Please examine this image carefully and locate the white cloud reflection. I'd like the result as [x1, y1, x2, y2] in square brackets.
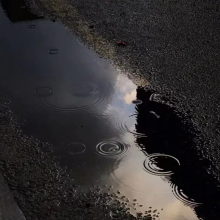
[101, 72, 199, 220]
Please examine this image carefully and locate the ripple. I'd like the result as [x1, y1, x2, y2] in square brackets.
[65, 143, 86, 155]
[71, 82, 99, 97]
[28, 25, 36, 28]
[96, 140, 129, 157]
[117, 114, 147, 137]
[171, 184, 202, 207]
[48, 49, 58, 54]
[40, 83, 110, 112]
[34, 87, 54, 97]
[143, 154, 180, 176]
[131, 100, 143, 105]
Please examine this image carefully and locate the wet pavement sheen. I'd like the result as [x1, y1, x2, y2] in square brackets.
[0, 1, 219, 220]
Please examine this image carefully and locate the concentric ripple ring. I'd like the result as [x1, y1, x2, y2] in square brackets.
[39, 82, 110, 112]
[65, 142, 86, 155]
[171, 184, 202, 207]
[34, 87, 54, 97]
[143, 153, 180, 176]
[116, 114, 147, 137]
[70, 82, 99, 97]
[96, 140, 130, 157]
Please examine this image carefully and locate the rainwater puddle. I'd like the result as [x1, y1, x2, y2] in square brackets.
[0, 1, 218, 220]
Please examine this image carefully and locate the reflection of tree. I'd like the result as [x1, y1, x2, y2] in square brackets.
[1, 0, 41, 22]
[135, 86, 220, 220]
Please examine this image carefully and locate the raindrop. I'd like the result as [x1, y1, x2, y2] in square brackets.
[131, 99, 143, 105]
[117, 114, 147, 137]
[34, 87, 53, 97]
[65, 143, 86, 155]
[143, 153, 180, 176]
[96, 140, 130, 157]
[171, 184, 202, 207]
[40, 83, 110, 112]
[28, 25, 36, 28]
[71, 82, 99, 97]
[48, 49, 58, 54]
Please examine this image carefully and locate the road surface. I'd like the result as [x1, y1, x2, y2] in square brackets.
[0, 0, 220, 220]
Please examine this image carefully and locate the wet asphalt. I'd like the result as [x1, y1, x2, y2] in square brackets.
[0, 0, 220, 220]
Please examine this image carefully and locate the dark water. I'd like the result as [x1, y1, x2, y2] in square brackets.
[0, 1, 219, 220]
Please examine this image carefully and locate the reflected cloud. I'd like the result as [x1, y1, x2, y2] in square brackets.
[124, 89, 136, 104]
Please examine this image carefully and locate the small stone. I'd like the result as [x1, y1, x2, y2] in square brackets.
[117, 40, 127, 46]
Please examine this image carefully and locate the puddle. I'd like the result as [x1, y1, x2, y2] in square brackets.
[0, 1, 219, 220]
